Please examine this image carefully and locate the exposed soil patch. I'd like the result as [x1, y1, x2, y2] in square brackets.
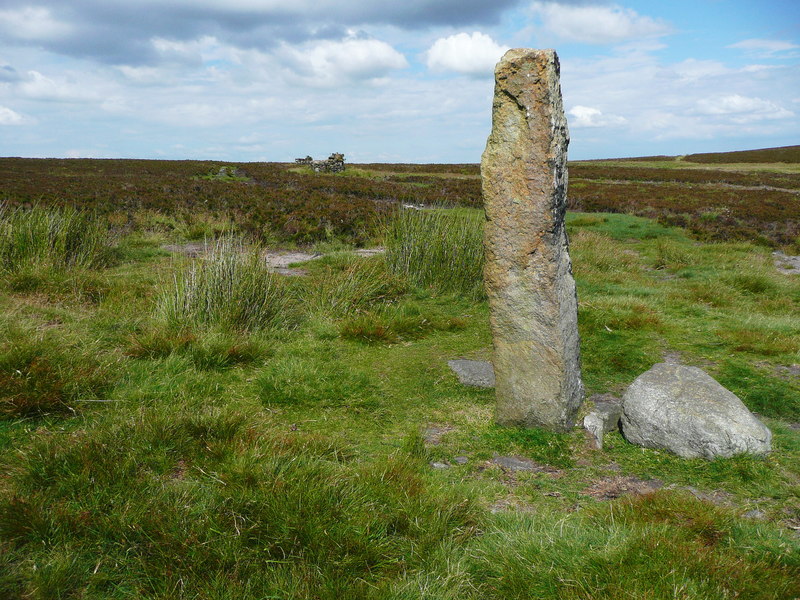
[423, 424, 455, 445]
[263, 251, 319, 276]
[672, 485, 733, 506]
[488, 498, 537, 514]
[162, 241, 210, 257]
[583, 476, 664, 500]
[160, 244, 385, 277]
[775, 364, 800, 380]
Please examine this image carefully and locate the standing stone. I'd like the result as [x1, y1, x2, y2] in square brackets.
[481, 48, 583, 431]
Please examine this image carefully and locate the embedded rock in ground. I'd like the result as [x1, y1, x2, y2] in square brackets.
[481, 48, 583, 431]
[583, 394, 622, 449]
[620, 363, 772, 459]
[448, 359, 495, 388]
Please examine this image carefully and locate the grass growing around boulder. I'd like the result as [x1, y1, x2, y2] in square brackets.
[0, 194, 798, 598]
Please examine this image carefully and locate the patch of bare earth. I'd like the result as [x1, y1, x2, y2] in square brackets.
[422, 424, 455, 446]
[582, 476, 664, 500]
[161, 244, 385, 276]
[774, 251, 800, 275]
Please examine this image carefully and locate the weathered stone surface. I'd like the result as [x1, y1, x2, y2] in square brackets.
[481, 48, 583, 431]
[620, 363, 772, 459]
[491, 455, 561, 473]
[583, 395, 622, 449]
[448, 359, 495, 388]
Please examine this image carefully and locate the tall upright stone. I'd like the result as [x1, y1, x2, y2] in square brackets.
[481, 48, 583, 431]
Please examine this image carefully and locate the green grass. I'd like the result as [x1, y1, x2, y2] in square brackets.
[384, 207, 485, 299]
[1, 201, 799, 599]
[0, 203, 116, 273]
[157, 235, 293, 332]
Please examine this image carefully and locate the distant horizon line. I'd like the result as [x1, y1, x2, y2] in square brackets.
[1, 144, 798, 164]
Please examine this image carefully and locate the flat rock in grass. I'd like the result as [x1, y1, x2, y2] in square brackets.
[583, 394, 622, 450]
[620, 363, 772, 459]
[491, 455, 562, 474]
[448, 359, 495, 388]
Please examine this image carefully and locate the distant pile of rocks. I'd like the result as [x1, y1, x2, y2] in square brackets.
[295, 153, 345, 173]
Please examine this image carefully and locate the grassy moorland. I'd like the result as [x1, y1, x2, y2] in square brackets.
[0, 149, 799, 598]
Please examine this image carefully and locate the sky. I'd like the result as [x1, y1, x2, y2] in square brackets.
[0, 0, 798, 162]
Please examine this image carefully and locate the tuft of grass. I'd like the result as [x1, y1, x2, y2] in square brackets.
[570, 229, 639, 275]
[715, 360, 800, 420]
[303, 257, 406, 318]
[127, 328, 269, 371]
[339, 302, 467, 344]
[724, 271, 779, 296]
[653, 237, 691, 270]
[0, 328, 117, 418]
[157, 236, 292, 332]
[0, 203, 116, 274]
[256, 352, 380, 408]
[464, 491, 800, 600]
[384, 208, 485, 299]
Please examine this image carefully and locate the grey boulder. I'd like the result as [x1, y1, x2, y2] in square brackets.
[584, 395, 623, 449]
[621, 363, 771, 459]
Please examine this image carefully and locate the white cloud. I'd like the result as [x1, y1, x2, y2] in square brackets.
[0, 7, 71, 42]
[425, 32, 509, 76]
[671, 59, 729, 82]
[728, 39, 799, 58]
[277, 36, 408, 87]
[568, 105, 626, 128]
[529, 2, 671, 45]
[0, 105, 28, 125]
[559, 45, 799, 154]
[695, 94, 793, 123]
[17, 70, 100, 102]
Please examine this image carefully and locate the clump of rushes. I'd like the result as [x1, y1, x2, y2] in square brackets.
[384, 207, 485, 299]
[158, 235, 292, 332]
[0, 203, 116, 273]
